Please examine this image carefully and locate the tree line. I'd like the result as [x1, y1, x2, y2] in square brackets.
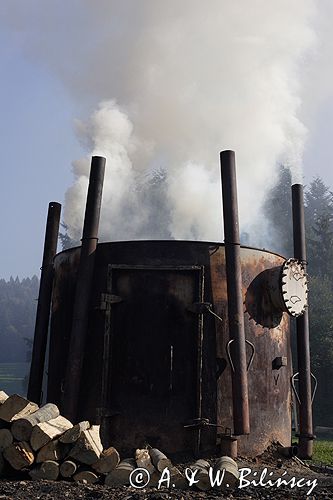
[0, 276, 39, 362]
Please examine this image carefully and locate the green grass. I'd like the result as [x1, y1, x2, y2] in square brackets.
[312, 438, 333, 466]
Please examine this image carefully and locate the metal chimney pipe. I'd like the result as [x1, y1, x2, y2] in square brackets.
[63, 156, 106, 421]
[220, 150, 250, 435]
[292, 183, 314, 459]
[27, 201, 61, 404]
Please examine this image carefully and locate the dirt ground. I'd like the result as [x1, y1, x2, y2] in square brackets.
[0, 448, 332, 499]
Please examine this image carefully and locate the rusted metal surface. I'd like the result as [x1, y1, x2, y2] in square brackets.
[28, 201, 61, 404]
[63, 156, 106, 422]
[211, 246, 292, 456]
[49, 240, 292, 457]
[292, 184, 314, 459]
[47, 248, 80, 406]
[220, 150, 250, 436]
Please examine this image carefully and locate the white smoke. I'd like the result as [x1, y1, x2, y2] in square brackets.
[65, 101, 141, 242]
[2, 0, 323, 244]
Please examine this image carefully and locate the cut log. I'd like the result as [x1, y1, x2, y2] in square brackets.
[149, 470, 161, 487]
[212, 456, 239, 488]
[170, 465, 188, 489]
[0, 429, 13, 451]
[135, 448, 155, 474]
[74, 470, 99, 484]
[36, 439, 67, 463]
[60, 460, 78, 478]
[30, 415, 73, 451]
[0, 395, 38, 423]
[190, 459, 211, 491]
[29, 460, 59, 480]
[0, 391, 9, 405]
[92, 446, 120, 474]
[149, 448, 172, 472]
[105, 458, 136, 486]
[11, 403, 60, 441]
[3, 441, 34, 470]
[0, 393, 10, 430]
[69, 425, 103, 465]
[59, 421, 90, 444]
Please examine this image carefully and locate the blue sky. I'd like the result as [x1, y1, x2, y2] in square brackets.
[0, 28, 81, 279]
[1, 1, 333, 280]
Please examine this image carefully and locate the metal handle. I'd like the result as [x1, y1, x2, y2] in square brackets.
[205, 304, 223, 323]
[291, 371, 318, 406]
[226, 339, 255, 373]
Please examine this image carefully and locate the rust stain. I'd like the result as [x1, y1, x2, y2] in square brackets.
[48, 241, 292, 458]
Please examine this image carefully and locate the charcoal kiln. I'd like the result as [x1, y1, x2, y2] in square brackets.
[28, 151, 313, 459]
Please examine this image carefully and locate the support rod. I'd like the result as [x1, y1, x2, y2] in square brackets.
[27, 201, 61, 404]
[220, 150, 250, 435]
[63, 156, 106, 421]
[292, 183, 314, 459]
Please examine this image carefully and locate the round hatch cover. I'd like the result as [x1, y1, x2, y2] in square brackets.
[281, 258, 308, 317]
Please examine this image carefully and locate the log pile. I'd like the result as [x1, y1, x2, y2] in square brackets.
[0, 391, 238, 490]
[0, 391, 188, 487]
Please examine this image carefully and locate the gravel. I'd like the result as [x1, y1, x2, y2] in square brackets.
[0, 447, 332, 499]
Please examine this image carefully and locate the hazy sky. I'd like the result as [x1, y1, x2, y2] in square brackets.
[1, 1, 333, 280]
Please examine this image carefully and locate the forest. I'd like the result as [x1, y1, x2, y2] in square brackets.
[0, 276, 38, 362]
[0, 169, 332, 425]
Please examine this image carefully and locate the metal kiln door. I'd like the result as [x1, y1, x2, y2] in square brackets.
[100, 264, 204, 455]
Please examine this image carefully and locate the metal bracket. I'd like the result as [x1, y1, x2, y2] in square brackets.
[188, 302, 212, 314]
[188, 302, 223, 323]
[291, 371, 318, 406]
[184, 418, 222, 429]
[218, 426, 237, 439]
[96, 293, 123, 310]
[226, 339, 255, 373]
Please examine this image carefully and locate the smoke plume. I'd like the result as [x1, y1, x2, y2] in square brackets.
[3, 0, 322, 245]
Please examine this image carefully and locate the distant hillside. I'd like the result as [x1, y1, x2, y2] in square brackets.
[0, 276, 39, 362]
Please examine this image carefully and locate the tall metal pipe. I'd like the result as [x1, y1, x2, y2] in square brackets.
[63, 156, 106, 421]
[27, 201, 61, 404]
[220, 150, 250, 435]
[292, 183, 314, 459]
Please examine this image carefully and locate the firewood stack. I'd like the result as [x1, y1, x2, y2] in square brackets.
[0, 391, 187, 487]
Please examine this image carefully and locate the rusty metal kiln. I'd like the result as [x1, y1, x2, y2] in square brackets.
[28, 151, 314, 460]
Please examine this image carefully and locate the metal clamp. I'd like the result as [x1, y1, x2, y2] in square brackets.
[226, 339, 255, 373]
[291, 371, 318, 406]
